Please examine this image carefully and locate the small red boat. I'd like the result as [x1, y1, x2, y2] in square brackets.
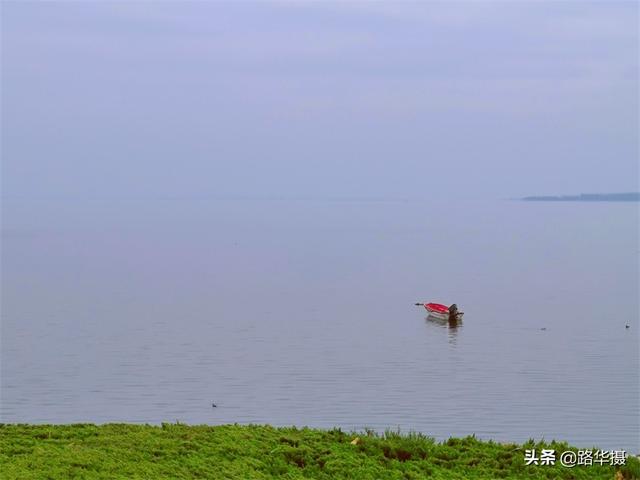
[418, 302, 464, 321]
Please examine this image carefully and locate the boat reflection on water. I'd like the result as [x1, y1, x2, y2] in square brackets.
[426, 313, 463, 329]
[425, 313, 462, 345]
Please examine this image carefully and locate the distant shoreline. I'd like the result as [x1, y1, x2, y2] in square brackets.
[522, 193, 639, 202]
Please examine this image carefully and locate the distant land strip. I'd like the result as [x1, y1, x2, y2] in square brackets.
[522, 192, 639, 202]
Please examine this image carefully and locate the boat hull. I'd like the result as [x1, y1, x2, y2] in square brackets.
[427, 311, 464, 321]
[422, 303, 464, 321]
[427, 311, 450, 321]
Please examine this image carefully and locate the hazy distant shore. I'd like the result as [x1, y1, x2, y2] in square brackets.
[522, 193, 639, 202]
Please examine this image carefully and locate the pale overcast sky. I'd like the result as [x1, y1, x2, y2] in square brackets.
[2, 1, 638, 199]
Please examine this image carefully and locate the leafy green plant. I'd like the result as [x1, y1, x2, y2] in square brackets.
[0, 423, 637, 479]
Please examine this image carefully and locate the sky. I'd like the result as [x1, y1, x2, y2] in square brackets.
[1, 1, 638, 200]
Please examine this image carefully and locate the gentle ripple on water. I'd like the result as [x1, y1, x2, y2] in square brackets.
[1, 199, 638, 452]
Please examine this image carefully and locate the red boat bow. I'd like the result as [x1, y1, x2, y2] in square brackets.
[423, 303, 449, 314]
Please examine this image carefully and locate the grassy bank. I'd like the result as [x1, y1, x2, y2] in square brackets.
[1, 423, 638, 479]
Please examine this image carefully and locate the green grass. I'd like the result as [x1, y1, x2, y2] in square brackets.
[0, 423, 637, 479]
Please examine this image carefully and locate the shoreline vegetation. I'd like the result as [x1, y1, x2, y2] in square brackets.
[521, 192, 640, 202]
[1, 424, 638, 479]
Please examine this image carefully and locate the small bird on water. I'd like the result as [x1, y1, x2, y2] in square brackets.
[212, 402, 217, 408]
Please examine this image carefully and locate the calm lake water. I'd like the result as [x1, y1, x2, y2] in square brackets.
[1, 198, 638, 452]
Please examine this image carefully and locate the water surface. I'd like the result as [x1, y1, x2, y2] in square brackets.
[2, 198, 638, 451]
